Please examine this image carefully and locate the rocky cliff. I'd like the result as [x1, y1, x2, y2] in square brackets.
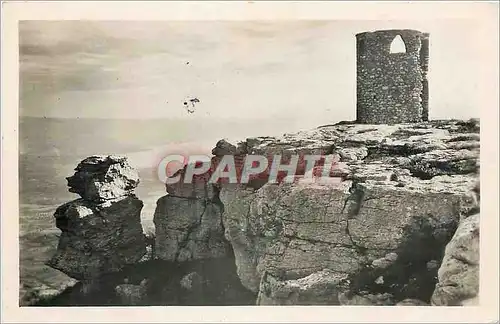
[213, 119, 480, 305]
[44, 119, 480, 306]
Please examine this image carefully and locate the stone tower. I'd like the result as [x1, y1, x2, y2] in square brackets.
[356, 29, 430, 124]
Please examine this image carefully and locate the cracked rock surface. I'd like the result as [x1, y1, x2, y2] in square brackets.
[216, 119, 480, 304]
[153, 195, 229, 262]
[131, 119, 479, 305]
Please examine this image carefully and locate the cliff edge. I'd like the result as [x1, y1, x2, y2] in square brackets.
[44, 119, 480, 306]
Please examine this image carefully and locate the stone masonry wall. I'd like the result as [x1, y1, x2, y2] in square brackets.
[356, 29, 430, 124]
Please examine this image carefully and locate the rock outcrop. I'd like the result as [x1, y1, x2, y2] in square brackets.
[42, 119, 480, 306]
[431, 213, 479, 306]
[217, 119, 480, 304]
[48, 155, 147, 281]
[20, 278, 78, 306]
[153, 157, 229, 262]
[153, 195, 228, 262]
[66, 155, 140, 202]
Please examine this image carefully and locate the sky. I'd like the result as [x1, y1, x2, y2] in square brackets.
[19, 20, 482, 123]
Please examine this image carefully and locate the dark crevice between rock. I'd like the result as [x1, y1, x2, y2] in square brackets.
[341, 183, 369, 256]
[364, 144, 422, 161]
[282, 235, 358, 251]
[356, 128, 379, 134]
[344, 214, 459, 303]
[407, 170, 434, 181]
[162, 194, 204, 201]
[446, 134, 480, 143]
[211, 186, 235, 257]
[344, 220, 368, 256]
[325, 144, 336, 155]
[144, 233, 156, 261]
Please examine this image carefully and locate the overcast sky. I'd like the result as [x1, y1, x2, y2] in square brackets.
[20, 20, 482, 123]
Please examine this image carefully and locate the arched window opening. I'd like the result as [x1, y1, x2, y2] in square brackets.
[390, 35, 407, 53]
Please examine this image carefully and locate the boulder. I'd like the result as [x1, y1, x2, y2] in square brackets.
[115, 278, 148, 305]
[257, 269, 349, 305]
[66, 155, 140, 202]
[180, 272, 203, 291]
[48, 156, 146, 280]
[371, 252, 399, 269]
[431, 213, 479, 306]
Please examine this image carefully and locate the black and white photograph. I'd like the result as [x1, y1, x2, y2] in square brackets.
[1, 1, 499, 323]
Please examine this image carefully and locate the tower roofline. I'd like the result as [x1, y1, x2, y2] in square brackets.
[356, 29, 429, 38]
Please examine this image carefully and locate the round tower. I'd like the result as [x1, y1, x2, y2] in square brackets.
[356, 29, 430, 124]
